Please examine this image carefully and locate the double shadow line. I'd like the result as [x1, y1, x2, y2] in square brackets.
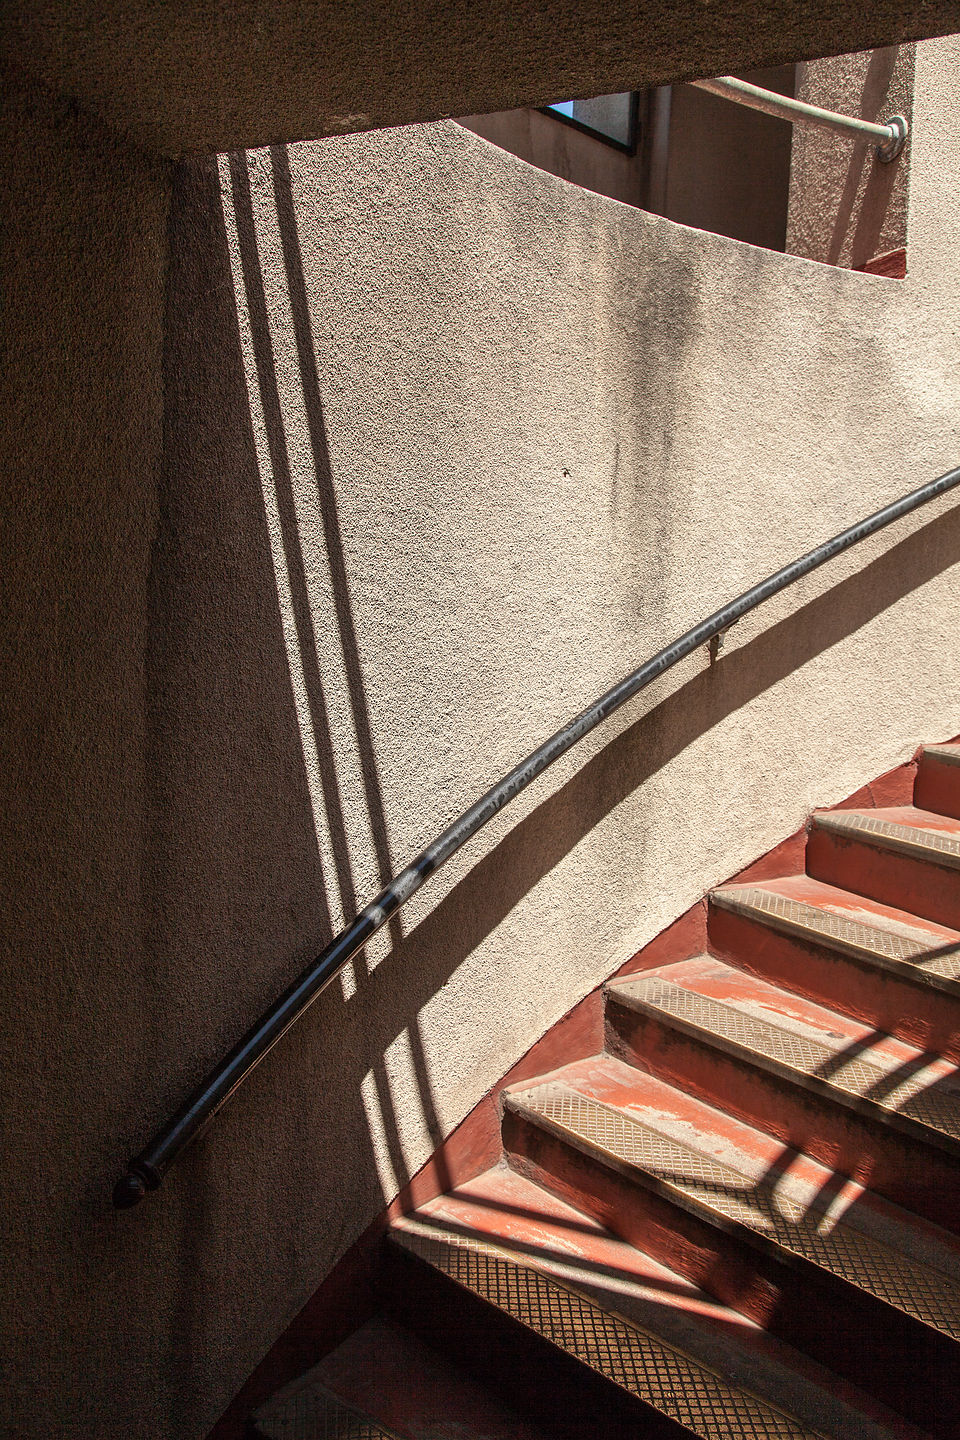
[269, 144, 401, 947]
[229, 146, 449, 1190]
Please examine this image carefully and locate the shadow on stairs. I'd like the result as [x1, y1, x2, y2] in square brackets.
[248, 740, 960, 1440]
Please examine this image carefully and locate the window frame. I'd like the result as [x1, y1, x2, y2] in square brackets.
[539, 93, 641, 155]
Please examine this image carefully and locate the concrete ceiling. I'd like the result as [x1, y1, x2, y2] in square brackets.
[3, 0, 959, 156]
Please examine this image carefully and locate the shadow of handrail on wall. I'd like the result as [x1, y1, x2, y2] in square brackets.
[349, 497, 960, 1067]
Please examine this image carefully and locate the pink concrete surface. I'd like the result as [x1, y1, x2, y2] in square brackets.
[412, 1161, 738, 1312]
[916, 744, 960, 820]
[510, 1049, 960, 1243]
[598, 1000, 960, 1230]
[400, 1166, 927, 1437]
[622, 952, 960, 1081]
[708, 881, 960, 1061]
[495, 1096, 959, 1429]
[847, 805, 960, 837]
[855, 248, 908, 279]
[724, 872, 960, 941]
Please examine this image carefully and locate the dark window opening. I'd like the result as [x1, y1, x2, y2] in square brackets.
[542, 93, 639, 153]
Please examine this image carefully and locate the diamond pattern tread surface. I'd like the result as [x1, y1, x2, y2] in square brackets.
[392, 1222, 824, 1439]
[254, 1383, 401, 1440]
[814, 810, 960, 870]
[610, 975, 960, 1144]
[508, 1083, 960, 1342]
[711, 884, 960, 983]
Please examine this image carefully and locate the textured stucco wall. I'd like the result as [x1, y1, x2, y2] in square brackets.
[458, 106, 648, 210]
[2, 32, 960, 1440]
[787, 44, 916, 267]
[0, 60, 171, 1440]
[2, 0, 958, 155]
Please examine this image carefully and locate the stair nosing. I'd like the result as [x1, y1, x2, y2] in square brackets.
[709, 884, 960, 997]
[503, 1083, 820, 1275]
[504, 1084, 766, 1249]
[605, 974, 960, 1161]
[503, 1083, 960, 1345]
[924, 743, 960, 767]
[811, 808, 960, 872]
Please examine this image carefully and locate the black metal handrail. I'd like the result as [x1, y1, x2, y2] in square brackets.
[114, 464, 960, 1208]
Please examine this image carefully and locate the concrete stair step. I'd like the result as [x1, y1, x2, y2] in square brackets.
[388, 1167, 923, 1440]
[807, 806, 960, 929]
[252, 1315, 549, 1440]
[608, 960, 960, 1147]
[916, 744, 960, 820]
[249, 738, 960, 1440]
[812, 806, 960, 871]
[604, 957, 960, 1228]
[253, 1379, 400, 1439]
[504, 1069, 960, 1338]
[707, 875, 960, 1060]
[501, 1058, 960, 1434]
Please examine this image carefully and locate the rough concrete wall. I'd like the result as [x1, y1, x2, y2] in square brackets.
[2, 32, 960, 1440]
[660, 65, 795, 249]
[2, 0, 958, 155]
[0, 62, 171, 1440]
[786, 44, 916, 267]
[459, 107, 647, 210]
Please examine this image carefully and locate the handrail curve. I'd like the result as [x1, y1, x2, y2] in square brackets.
[114, 464, 960, 1208]
[690, 75, 908, 161]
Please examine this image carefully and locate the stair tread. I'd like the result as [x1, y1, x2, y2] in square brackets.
[254, 1315, 549, 1440]
[608, 957, 960, 1149]
[394, 1168, 916, 1439]
[504, 1055, 960, 1277]
[924, 743, 960, 766]
[711, 875, 960, 985]
[813, 806, 960, 870]
[254, 1375, 401, 1440]
[504, 1068, 960, 1343]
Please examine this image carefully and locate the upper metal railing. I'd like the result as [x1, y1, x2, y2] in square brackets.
[114, 464, 960, 1208]
[690, 75, 908, 161]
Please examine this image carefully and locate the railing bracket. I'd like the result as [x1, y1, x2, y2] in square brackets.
[709, 618, 739, 663]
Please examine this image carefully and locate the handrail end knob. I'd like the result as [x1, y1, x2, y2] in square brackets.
[113, 1172, 147, 1209]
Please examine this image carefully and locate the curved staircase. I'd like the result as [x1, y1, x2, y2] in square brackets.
[251, 740, 960, 1440]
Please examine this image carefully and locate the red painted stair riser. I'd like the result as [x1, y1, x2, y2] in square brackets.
[605, 999, 960, 1234]
[806, 823, 960, 930]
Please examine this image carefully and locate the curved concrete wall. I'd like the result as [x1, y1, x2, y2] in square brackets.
[2, 33, 959, 1440]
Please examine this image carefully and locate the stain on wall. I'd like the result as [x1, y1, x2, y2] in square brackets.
[1, 33, 959, 1440]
